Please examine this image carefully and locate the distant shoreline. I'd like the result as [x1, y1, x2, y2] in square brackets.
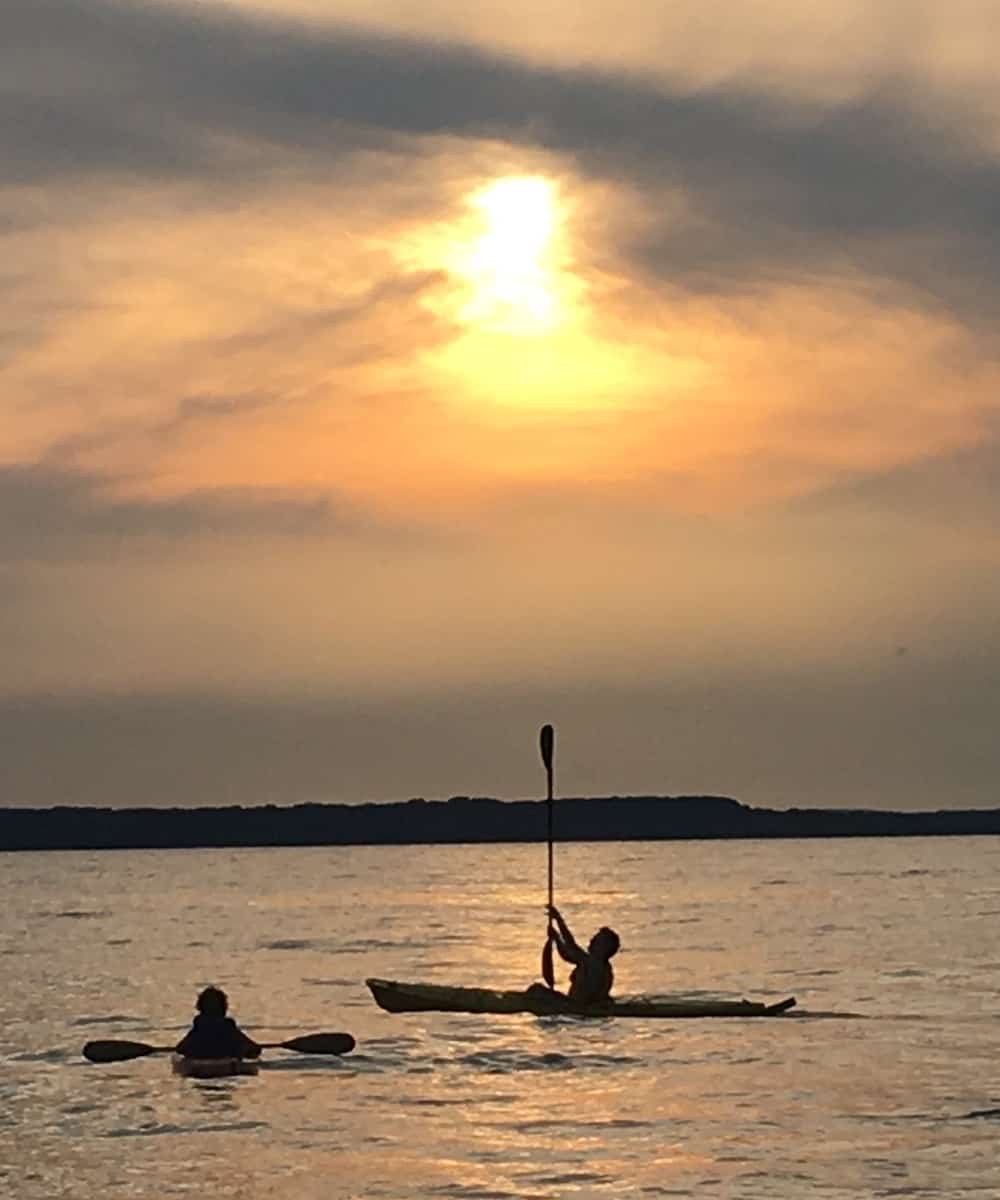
[2, 794, 999, 851]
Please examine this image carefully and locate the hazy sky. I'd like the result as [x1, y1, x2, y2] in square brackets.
[3, 0, 998, 810]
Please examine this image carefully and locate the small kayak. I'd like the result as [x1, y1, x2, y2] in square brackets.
[171, 1054, 260, 1079]
[366, 978, 796, 1018]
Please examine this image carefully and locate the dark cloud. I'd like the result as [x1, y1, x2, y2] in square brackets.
[3, 669, 999, 810]
[3, 0, 999, 323]
[157, 392, 274, 433]
[0, 461, 415, 562]
[785, 438, 1000, 529]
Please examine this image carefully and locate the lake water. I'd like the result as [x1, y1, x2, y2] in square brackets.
[1, 837, 998, 1198]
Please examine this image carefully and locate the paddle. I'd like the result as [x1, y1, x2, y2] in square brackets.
[540, 723, 555, 988]
[82, 1031, 356, 1063]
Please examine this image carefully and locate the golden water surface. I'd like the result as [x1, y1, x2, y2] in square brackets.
[2, 838, 998, 1198]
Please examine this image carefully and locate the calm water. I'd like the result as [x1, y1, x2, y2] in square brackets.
[1, 837, 999, 1198]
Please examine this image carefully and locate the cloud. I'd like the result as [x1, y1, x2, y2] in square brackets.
[3, 0, 999, 328]
[155, 392, 275, 434]
[786, 436, 1000, 533]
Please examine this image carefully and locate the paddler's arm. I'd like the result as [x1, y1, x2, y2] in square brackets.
[237, 1029, 262, 1058]
[174, 1029, 196, 1055]
[548, 905, 585, 964]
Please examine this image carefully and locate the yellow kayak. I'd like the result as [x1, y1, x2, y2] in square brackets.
[366, 978, 796, 1018]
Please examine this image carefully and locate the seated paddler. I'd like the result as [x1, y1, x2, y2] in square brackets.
[545, 905, 621, 1006]
[175, 986, 261, 1060]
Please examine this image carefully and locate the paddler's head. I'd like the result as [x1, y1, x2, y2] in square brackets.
[196, 986, 229, 1017]
[589, 927, 621, 961]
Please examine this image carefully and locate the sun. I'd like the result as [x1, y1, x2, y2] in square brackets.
[395, 167, 707, 420]
[456, 176, 562, 335]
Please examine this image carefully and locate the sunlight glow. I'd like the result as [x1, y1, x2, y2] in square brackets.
[389, 170, 710, 419]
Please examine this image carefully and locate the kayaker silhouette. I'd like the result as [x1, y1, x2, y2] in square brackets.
[175, 986, 261, 1060]
[539, 905, 621, 1006]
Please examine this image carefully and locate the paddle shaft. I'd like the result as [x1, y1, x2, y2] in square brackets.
[540, 724, 555, 913]
[540, 724, 555, 987]
[546, 763, 553, 912]
[83, 1031, 355, 1063]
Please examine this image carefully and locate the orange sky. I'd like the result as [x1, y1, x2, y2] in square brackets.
[3, 0, 999, 808]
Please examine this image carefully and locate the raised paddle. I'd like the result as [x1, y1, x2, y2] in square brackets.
[82, 1031, 356, 1063]
[540, 723, 556, 988]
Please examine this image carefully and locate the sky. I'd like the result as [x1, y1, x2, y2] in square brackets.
[2, 0, 999, 810]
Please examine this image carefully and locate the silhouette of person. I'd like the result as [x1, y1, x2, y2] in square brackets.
[175, 986, 261, 1059]
[533, 906, 621, 1006]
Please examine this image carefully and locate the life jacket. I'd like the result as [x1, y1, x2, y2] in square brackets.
[568, 957, 614, 1005]
[176, 1014, 250, 1059]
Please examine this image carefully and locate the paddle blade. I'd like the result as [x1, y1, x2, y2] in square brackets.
[539, 724, 554, 772]
[541, 937, 555, 989]
[83, 1039, 161, 1063]
[277, 1032, 356, 1056]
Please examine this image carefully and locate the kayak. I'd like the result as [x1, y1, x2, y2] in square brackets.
[366, 978, 796, 1018]
[171, 1054, 260, 1079]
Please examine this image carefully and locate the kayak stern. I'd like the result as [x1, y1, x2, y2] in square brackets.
[171, 1054, 260, 1079]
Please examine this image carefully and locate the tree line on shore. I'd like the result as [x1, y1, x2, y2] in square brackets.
[2, 794, 999, 851]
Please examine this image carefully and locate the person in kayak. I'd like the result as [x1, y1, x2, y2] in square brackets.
[175, 986, 261, 1060]
[546, 905, 621, 1005]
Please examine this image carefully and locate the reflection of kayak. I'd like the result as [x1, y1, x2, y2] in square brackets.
[366, 978, 796, 1018]
[171, 1054, 260, 1079]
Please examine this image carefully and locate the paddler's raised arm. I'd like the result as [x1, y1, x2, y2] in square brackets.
[548, 905, 585, 964]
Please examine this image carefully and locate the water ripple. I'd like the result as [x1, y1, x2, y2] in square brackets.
[104, 1120, 269, 1138]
